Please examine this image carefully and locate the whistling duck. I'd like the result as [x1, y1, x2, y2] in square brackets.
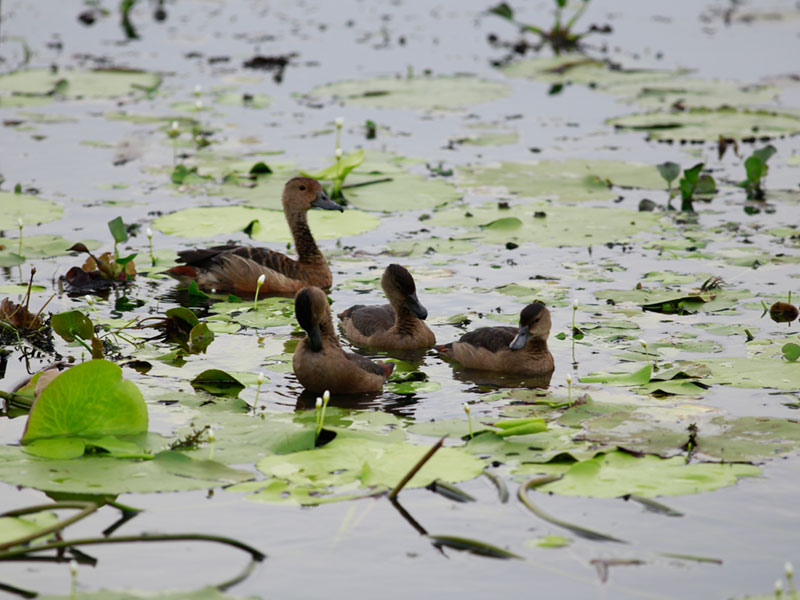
[293, 286, 394, 394]
[167, 177, 342, 295]
[436, 302, 554, 377]
[338, 264, 436, 352]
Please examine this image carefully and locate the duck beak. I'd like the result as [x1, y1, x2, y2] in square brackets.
[311, 189, 344, 212]
[509, 326, 531, 351]
[406, 293, 428, 320]
[307, 324, 323, 351]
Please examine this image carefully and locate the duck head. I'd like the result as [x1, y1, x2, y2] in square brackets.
[295, 286, 331, 351]
[283, 177, 343, 214]
[509, 302, 551, 350]
[383, 264, 427, 320]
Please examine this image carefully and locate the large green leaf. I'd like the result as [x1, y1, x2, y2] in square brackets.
[22, 360, 148, 443]
[0, 68, 161, 99]
[0, 192, 63, 230]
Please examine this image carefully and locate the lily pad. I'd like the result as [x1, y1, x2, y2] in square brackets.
[0, 68, 161, 100]
[430, 202, 663, 247]
[607, 107, 800, 142]
[0, 192, 63, 230]
[7, 234, 100, 258]
[455, 160, 665, 202]
[524, 451, 760, 498]
[309, 74, 511, 110]
[153, 205, 379, 241]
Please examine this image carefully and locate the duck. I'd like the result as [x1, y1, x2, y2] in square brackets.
[166, 177, 342, 295]
[338, 264, 436, 352]
[436, 302, 554, 377]
[293, 286, 394, 394]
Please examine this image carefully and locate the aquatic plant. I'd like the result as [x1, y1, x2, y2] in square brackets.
[737, 144, 777, 200]
[253, 273, 266, 310]
[488, 0, 608, 54]
[677, 163, 716, 211]
[302, 118, 364, 200]
[166, 120, 179, 166]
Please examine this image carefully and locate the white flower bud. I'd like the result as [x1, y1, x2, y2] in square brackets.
[566, 374, 572, 384]
[335, 117, 344, 127]
[17, 218, 23, 228]
[257, 274, 266, 286]
[170, 120, 179, 132]
[316, 397, 322, 409]
[195, 99, 203, 110]
[323, 390, 330, 403]
[257, 371, 265, 385]
[208, 428, 215, 443]
[194, 84, 202, 96]
[786, 561, 794, 578]
[69, 559, 78, 576]
[573, 298, 579, 309]
[146, 227, 153, 239]
[775, 579, 783, 594]
[639, 339, 647, 348]
[463, 402, 470, 414]
[335, 148, 343, 159]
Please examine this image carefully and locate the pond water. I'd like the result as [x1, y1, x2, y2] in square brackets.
[1, 0, 800, 598]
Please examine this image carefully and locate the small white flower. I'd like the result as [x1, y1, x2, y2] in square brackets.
[17, 218, 23, 228]
[210, 288, 216, 294]
[573, 298, 579, 310]
[463, 402, 470, 414]
[639, 339, 647, 348]
[775, 579, 784, 594]
[208, 428, 215, 443]
[146, 227, 153, 239]
[170, 120, 179, 132]
[86, 296, 94, 306]
[194, 84, 202, 96]
[323, 390, 330, 403]
[195, 99, 203, 110]
[335, 117, 344, 127]
[786, 561, 794, 577]
[315, 397, 322, 409]
[335, 148, 343, 159]
[566, 374, 572, 384]
[257, 371, 265, 385]
[69, 559, 78, 576]
[257, 274, 266, 286]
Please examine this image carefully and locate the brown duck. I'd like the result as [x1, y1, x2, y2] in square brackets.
[166, 177, 342, 295]
[293, 286, 394, 394]
[338, 264, 435, 352]
[436, 302, 554, 377]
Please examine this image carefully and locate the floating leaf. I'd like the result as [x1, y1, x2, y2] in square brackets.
[50, 310, 94, 343]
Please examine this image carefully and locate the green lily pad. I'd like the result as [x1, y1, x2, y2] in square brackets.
[7, 234, 100, 258]
[455, 160, 665, 202]
[607, 107, 800, 142]
[0, 68, 161, 99]
[0, 192, 63, 230]
[309, 74, 511, 110]
[524, 451, 760, 498]
[248, 433, 484, 505]
[430, 202, 662, 247]
[153, 205, 379, 241]
[22, 360, 148, 444]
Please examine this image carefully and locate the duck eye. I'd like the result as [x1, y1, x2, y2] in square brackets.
[299, 185, 306, 191]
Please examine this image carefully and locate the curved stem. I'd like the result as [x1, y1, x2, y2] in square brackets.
[517, 475, 625, 543]
[0, 501, 100, 551]
[0, 533, 266, 563]
[483, 468, 509, 503]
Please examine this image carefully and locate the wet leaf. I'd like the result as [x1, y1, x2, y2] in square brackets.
[51, 310, 94, 342]
[190, 369, 245, 397]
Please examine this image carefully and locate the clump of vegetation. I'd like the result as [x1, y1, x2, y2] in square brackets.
[302, 117, 364, 200]
[737, 144, 776, 200]
[488, 0, 610, 54]
[63, 217, 137, 293]
[656, 162, 716, 211]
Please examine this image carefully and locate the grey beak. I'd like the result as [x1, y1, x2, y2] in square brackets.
[509, 326, 530, 351]
[311, 189, 344, 212]
[406, 293, 428, 320]
[307, 324, 323, 351]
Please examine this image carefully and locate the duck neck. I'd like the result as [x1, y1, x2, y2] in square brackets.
[524, 337, 550, 356]
[391, 299, 419, 335]
[318, 313, 340, 346]
[287, 209, 324, 265]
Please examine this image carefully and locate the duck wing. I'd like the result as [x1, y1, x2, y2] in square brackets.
[344, 351, 393, 378]
[458, 326, 517, 352]
[339, 304, 395, 337]
[177, 245, 303, 280]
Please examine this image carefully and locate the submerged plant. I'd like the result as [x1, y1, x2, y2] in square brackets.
[488, 0, 608, 54]
[737, 144, 777, 200]
[678, 163, 716, 211]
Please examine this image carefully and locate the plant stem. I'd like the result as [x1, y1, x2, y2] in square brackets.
[389, 435, 446, 500]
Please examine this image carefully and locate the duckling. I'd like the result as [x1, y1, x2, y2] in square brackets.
[436, 302, 554, 377]
[166, 177, 342, 295]
[338, 264, 435, 352]
[293, 286, 394, 394]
